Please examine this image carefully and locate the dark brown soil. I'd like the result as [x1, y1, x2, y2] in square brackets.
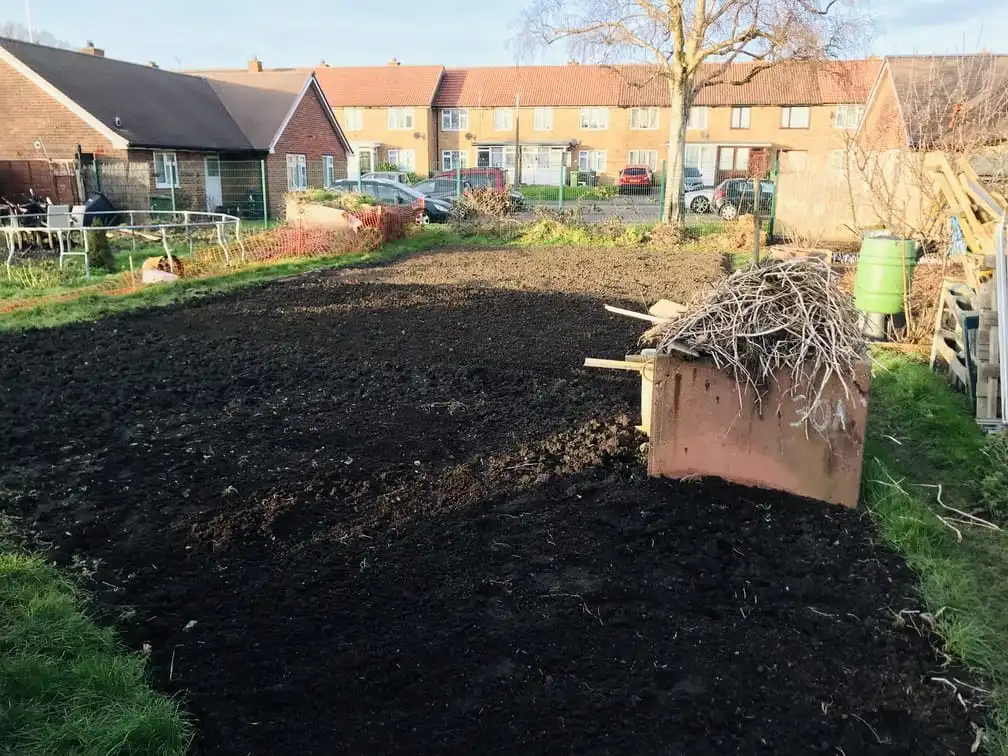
[0, 246, 977, 754]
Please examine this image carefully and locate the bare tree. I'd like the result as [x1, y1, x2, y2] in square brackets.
[1, 21, 72, 49]
[520, 0, 863, 225]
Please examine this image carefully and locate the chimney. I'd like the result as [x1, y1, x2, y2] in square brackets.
[248, 57, 263, 72]
[568, 59, 579, 65]
[80, 41, 104, 57]
[148, 61, 159, 69]
[388, 57, 400, 66]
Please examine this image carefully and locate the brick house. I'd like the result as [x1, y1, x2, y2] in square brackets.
[0, 38, 350, 219]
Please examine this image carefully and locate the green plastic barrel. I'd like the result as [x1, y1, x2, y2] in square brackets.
[854, 235, 918, 314]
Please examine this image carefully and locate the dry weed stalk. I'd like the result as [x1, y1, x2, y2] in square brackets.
[652, 258, 867, 428]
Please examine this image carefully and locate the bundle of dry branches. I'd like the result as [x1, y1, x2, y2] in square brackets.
[651, 259, 867, 426]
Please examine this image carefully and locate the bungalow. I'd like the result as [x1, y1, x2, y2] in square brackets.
[0, 39, 350, 220]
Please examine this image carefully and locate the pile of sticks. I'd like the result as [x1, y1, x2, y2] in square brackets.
[653, 258, 867, 425]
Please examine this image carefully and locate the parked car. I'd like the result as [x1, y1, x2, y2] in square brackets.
[362, 171, 411, 185]
[617, 165, 654, 194]
[711, 179, 775, 220]
[423, 168, 525, 210]
[685, 188, 714, 214]
[328, 178, 452, 224]
[683, 166, 704, 192]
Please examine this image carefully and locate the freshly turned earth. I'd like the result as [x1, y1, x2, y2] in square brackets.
[0, 245, 977, 754]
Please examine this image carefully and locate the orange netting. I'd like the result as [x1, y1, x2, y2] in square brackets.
[1, 206, 414, 316]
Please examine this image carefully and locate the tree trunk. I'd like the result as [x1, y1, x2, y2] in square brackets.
[663, 79, 689, 226]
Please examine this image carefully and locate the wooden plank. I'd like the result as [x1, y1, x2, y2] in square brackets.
[584, 357, 646, 372]
[604, 304, 668, 324]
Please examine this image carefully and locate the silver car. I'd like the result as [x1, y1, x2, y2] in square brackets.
[361, 171, 411, 185]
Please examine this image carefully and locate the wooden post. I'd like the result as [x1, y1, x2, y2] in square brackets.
[752, 176, 762, 267]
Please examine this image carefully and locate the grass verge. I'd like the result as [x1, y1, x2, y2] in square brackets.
[864, 349, 1008, 753]
[0, 544, 191, 755]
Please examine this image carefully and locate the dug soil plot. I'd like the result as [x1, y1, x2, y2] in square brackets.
[0, 246, 979, 754]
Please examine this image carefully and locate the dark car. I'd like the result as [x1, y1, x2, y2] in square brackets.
[711, 179, 775, 220]
[329, 178, 452, 224]
[416, 173, 525, 210]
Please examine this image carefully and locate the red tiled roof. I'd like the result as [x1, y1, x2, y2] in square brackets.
[435, 59, 882, 108]
[313, 65, 444, 107]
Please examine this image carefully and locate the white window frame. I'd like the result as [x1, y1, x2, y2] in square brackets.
[686, 106, 708, 130]
[577, 150, 606, 172]
[441, 108, 469, 132]
[343, 107, 363, 132]
[731, 106, 751, 129]
[323, 155, 335, 188]
[834, 104, 864, 130]
[780, 106, 811, 129]
[153, 151, 179, 189]
[579, 107, 609, 130]
[493, 108, 513, 131]
[387, 107, 414, 130]
[630, 107, 659, 130]
[441, 150, 468, 171]
[533, 107, 553, 131]
[387, 149, 415, 172]
[628, 150, 658, 170]
[286, 154, 307, 191]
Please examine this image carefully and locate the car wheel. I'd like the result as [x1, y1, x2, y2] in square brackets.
[415, 212, 431, 225]
[720, 203, 739, 220]
[690, 196, 710, 214]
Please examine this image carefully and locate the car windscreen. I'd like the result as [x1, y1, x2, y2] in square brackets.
[623, 168, 648, 176]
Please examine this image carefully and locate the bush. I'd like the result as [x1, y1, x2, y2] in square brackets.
[292, 189, 377, 211]
[581, 185, 618, 201]
[982, 432, 1008, 519]
[374, 162, 400, 173]
[451, 187, 514, 221]
[86, 220, 116, 271]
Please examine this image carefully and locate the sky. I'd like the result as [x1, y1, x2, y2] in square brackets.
[5, 0, 1008, 69]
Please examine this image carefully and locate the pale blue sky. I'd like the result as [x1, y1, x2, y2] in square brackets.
[6, 0, 1008, 68]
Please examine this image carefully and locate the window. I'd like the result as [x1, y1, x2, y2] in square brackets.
[323, 155, 336, 188]
[630, 107, 659, 130]
[718, 147, 750, 171]
[493, 108, 514, 130]
[533, 107, 553, 131]
[780, 106, 810, 129]
[286, 154, 307, 190]
[628, 150, 658, 170]
[686, 107, 708, 130]
[731, 107, 751, 129]
[578, 150, 606, 172]
[343, 107, 363, 131]
[477, 145, 516, 170]
[831, 149, 847, 172]
[386, 149, 415, 171]
[441, 150, 468, 170]
[153, 151, 179, 189]
[579, 107, 608, 130]
[781, 150, 807, 172]
[387, 107, 414, 130]
[834, 104, 864, 130]
[441, 108, 468, 131]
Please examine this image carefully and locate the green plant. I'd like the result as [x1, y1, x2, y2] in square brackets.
[292, 189, 377, 211]
[86, 220, 116, 272]
[374, 162, 400, 173]
[582, 185, 618, 201]
[450, 187, 514, 221]
[7, 259, 87, 290]
[982, 432, 1008, 519]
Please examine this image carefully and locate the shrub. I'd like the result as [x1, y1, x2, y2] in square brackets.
[982, 432, 1008, 520]
[292, 189, 377, 211]
[86, 220, 116, 271]
[374, 162, 400, 173]
[581, 185, 618, 201]
[451, 187, 514, 221]
[7, 259, 85, 290]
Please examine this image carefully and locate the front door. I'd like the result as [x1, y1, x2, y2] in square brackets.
[204, 156, 222, 211]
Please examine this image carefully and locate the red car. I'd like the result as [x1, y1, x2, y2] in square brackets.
[617, 165, 654, 194]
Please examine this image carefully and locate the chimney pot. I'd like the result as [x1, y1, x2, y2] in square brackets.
[248, 57, 263, 72]
[79, 42, 105, 57]
[388, 57, 400, 66]
[148, 61, 159, 68]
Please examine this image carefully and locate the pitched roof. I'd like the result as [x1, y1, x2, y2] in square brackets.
[883, 55, 1008, 149]
[313, 65, 444, 107]
[0, 37, 253, 151]
[434, 59, 882, 109]
[201, 70, 321, 150]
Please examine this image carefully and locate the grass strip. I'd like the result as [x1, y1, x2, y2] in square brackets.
[864, 349, 1008, 753]
[0, 551, 191, 755]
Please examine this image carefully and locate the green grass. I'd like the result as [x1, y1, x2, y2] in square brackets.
[520, 184, 625, 201]
[864, 349, 1008, 753]
[0, 550, 192, 755]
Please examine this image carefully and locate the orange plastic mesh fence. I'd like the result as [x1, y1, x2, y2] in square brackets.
[1, 207, 414, 316]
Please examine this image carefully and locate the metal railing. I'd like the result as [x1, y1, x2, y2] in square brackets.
[3, 209, 243, 279]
